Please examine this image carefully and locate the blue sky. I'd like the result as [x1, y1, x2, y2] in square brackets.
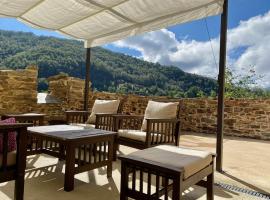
[106, 0, 270, 57]
[1, 0, 270, 86]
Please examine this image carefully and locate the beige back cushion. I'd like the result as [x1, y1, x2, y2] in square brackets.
[141, 101, 179, 131]
[86, 99, 120, 124]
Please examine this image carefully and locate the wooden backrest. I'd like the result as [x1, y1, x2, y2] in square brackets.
[146, 99, 181, 145]
[1, 115, 45, 126]
[65, 111, 90, 124]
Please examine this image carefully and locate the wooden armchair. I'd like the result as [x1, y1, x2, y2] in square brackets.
[65, 99, 125, 131]
[0, 123, 31, 200]
[1, 115, 45, 156]
[114, 100, 181, 152]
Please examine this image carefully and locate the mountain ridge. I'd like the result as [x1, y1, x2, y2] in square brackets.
[0, 29, 217, 97]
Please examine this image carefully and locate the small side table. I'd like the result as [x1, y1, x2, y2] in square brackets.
[119, 145, 215, 200]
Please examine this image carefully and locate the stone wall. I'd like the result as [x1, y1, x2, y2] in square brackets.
[0, 66, 38, 114]
[0, 70, 269, 140]
[178, 99, 270, 139]
[86, 94, 270, 139]
[48, 74, 86, 110]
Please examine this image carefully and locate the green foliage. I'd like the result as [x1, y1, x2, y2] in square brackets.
[224, 67, 270, 98]
[0, 30, 218, 97]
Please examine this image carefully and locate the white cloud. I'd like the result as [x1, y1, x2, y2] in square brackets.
[113, 11, 270, 87]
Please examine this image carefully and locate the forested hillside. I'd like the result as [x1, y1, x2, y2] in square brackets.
[0, 30, 217, 97]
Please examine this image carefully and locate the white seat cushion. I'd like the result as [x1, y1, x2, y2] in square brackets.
[118, 129, 147, 142]
[141, 101, 179, 131]
[127, 145, 213, 179]
[118, 129, 165, 143]
[0, 150, 17, 167]
[86, 99, 120, 124]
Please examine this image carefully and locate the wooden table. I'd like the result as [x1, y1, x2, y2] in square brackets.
[2, 113, 46, 126]
[27, 125, 117, 191]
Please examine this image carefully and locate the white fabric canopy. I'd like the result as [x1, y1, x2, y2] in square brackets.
[0, 0, 224, 47]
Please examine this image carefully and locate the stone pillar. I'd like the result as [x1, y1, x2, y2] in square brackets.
[0, 65, 38, 114]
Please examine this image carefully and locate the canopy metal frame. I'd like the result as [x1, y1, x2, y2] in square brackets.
[216, 0, 228, 172]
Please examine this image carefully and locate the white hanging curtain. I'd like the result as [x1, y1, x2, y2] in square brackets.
[0, 0, 224, 47]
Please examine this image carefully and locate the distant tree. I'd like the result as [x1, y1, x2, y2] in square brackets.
[185, 86, 205, 98]
[224, 66, 269, 98]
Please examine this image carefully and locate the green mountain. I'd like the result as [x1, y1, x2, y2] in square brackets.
[0, 30, 217, 97]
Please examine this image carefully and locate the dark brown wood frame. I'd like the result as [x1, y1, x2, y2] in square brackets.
[0, 123, 31, 200]
[114, 100, 181, 156]
[119, 154, 215, 200]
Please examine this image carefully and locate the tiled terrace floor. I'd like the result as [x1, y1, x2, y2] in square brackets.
[0, 133, 269, 199]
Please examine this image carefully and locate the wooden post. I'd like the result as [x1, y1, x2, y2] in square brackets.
[84, 48, 91, 111]
[216, 0, 228, 172]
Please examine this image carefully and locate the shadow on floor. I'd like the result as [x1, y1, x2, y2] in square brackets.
[0, 161, 120, 200]
[0, 153, 245, 200]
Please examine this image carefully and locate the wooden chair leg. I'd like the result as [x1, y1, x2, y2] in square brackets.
[172, 177, 181, 200]
[64, 144, 75, 192]
[15, 126, 27, 200]
[120, 162, 128, 200]
[161, 177, 166, 187]
[59, 144, 65, 161]
[112, 137, 118, 161]
[14, 175, 25, 200]
[207, 172, 214, 200]
[107, 140, 113, 178]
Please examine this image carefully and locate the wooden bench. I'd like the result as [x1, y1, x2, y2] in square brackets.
[119, 145, 215, 200]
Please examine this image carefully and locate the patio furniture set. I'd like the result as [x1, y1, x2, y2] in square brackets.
[0, 99, 214, 200]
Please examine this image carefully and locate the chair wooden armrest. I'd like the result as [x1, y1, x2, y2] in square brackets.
[0, 123, 33, 130]
[65, 110, 91, 124]
[114, 115, 144, 131]
[146, 118, 180, 123]
[95, 113, 117, 117]
[113, 114, 144, 119]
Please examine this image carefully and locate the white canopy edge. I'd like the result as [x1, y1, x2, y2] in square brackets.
[0, 0, 224, 48]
